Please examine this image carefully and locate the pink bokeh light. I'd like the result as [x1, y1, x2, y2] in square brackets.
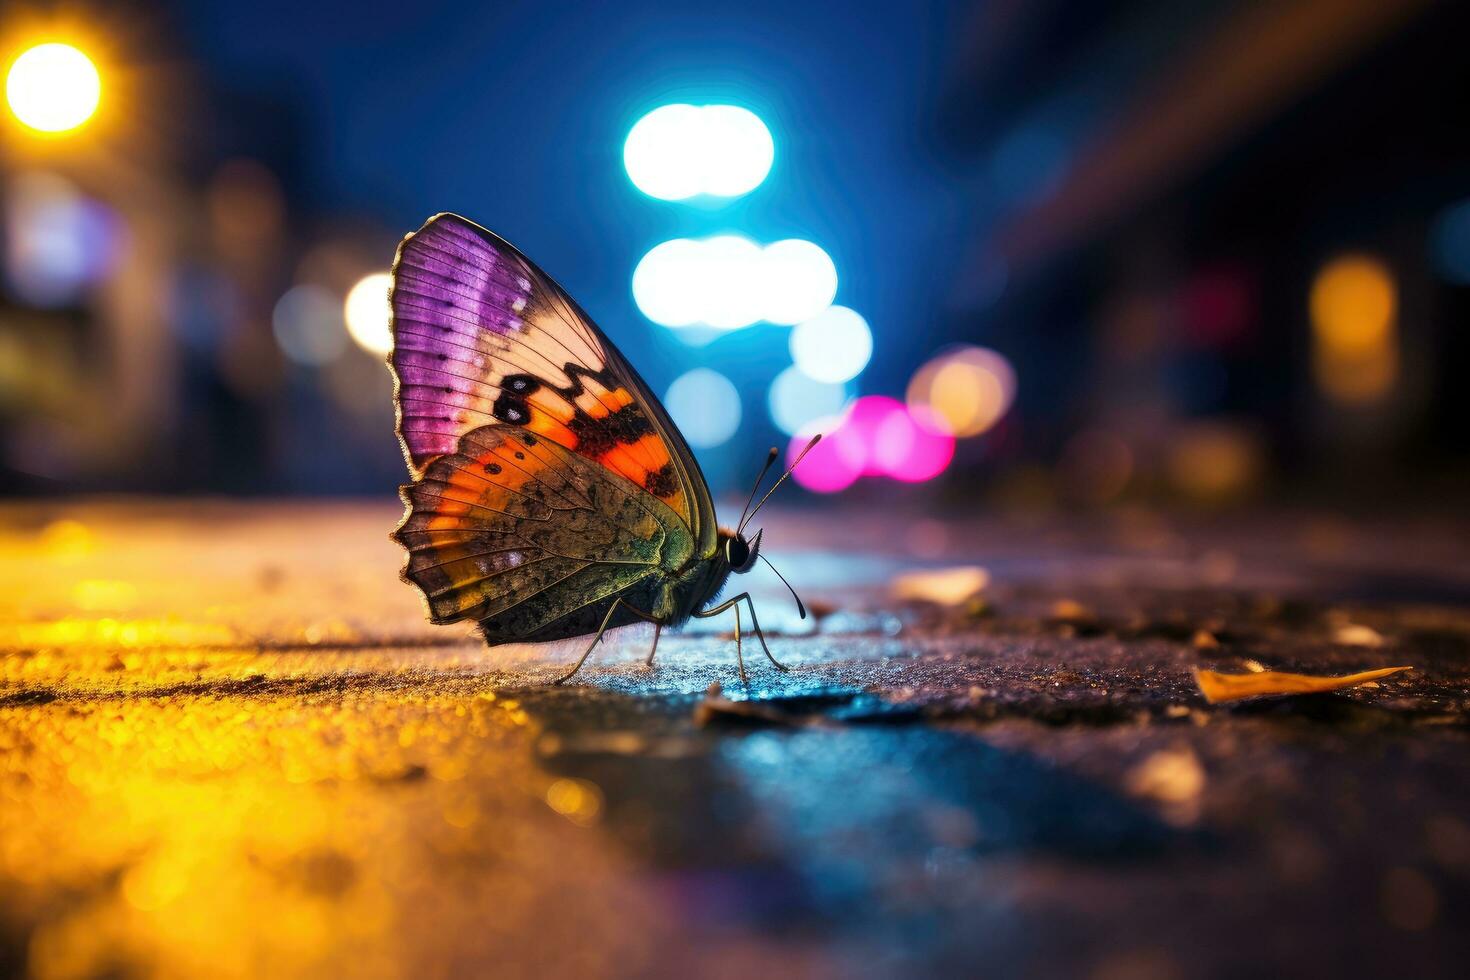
[788, 397, 955, 492]
[832, 395, 905, 476]
[873, 404, 955, 481]
[787, 420, 862, 493]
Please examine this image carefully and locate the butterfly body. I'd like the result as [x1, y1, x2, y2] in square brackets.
[388, 213, 785, 681]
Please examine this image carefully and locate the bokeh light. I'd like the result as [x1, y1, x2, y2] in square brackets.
[3, 171, 121, 306]
[873, 405, 955, 482]
[789, 305, 872, 383]
[768, 365, 851, 436]
[624, 104, 774, 200]
[1180, 266, 1256, 349]
[1310, 255, 1395, 356]
[632, 237, 836, 330]
[832, 395, 905, 476]
[5, 43, 100, 134]
[1309, 254, 1397, 404]
[344, 272, 393, 356]
[273, 285, 347, 366]
[787, 419, 861, 493]
[1166, 421, 1263, 503]
[1431, 198, 1470, 285]
[789, 396, 955, 492]
[760, 240, 839, 325]
[906, 346, 1017, 437]
[664, 368, 741, 448]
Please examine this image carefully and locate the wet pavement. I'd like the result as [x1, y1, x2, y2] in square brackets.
[1, 500, 1468, 978]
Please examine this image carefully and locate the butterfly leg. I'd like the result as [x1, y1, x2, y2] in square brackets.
[644, 622, 663, 667]
[742, 595, 789, 673]
[696, 592, 781, 682]
[734, 603, 748, 685]
[554, 598, 662, 685]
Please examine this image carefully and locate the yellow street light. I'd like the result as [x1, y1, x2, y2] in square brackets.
[6, 42, 101, 134]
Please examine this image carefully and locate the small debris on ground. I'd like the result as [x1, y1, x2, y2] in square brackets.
[1193, 665, 1413, 704]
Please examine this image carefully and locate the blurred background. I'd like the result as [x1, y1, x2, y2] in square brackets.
[1, 0, 1467, 511]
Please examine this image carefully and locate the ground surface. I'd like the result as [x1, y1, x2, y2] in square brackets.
[1, 499, 1468, 979]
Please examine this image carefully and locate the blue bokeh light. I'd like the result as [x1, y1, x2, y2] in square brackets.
[768, 365, 852, 436]
[665, 367, 743, 447]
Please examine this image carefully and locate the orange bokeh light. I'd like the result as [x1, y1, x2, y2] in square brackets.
[1309, 254, 1398, 405]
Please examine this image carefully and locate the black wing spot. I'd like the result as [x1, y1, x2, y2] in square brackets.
[523, 433, 537, 446]
[644, 462, 678, 497]
[493, 397, 527, 424]
[504, 374, 539, 394]
[484, 462, 502, 475]
[514, 451, 526, 460]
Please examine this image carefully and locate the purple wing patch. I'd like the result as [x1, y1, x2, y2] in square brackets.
[389, 214, 608, 476]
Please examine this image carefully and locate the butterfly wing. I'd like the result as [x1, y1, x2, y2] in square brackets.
[392, 425, 695, 637]
[391, 213, 714, 546]
[388, 214, 716, 634]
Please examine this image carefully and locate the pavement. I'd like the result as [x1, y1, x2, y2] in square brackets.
[1, 499, 1468, 979]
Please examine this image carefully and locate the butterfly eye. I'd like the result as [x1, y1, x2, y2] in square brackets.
[726, 536, 750, 569]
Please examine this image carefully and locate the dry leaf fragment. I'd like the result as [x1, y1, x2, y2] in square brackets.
[693, 683, 814, 728]
[1193, 665, 1411, 704]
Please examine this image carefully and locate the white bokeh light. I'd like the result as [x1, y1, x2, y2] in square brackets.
[790, 305, 872, 383]
[665, 368, 742, 448]
[344, 272, 393, 355]
[632, 237, 837, 330]
[761, 239, 839, 325]
[624, 104, 774, 201]
[273, 285, 347, 366]
[768, 365, 851, 436]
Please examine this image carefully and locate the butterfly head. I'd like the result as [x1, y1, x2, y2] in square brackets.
[723, 527, 762, 575]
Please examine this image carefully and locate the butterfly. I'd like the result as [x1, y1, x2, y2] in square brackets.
[387, 213, 815, 683]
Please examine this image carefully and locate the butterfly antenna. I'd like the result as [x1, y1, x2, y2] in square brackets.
[738, 434, 822, 535]
[737, 446, 780, 530]
[759, 552, 807, 620]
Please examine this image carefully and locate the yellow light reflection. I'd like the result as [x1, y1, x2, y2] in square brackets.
[5, 42, 100, 134]
[544, 777, 603, 826]
[345, 272, 393, 356]
[1309, 254, 1398, 405]
[0, 648, 557, 979]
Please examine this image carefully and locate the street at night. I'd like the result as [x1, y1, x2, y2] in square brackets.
[5, 1, 1470, 977]
[2, 501, 1467, 977]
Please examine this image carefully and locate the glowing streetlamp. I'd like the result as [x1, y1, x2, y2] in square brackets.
[6, 42, 101, 134]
